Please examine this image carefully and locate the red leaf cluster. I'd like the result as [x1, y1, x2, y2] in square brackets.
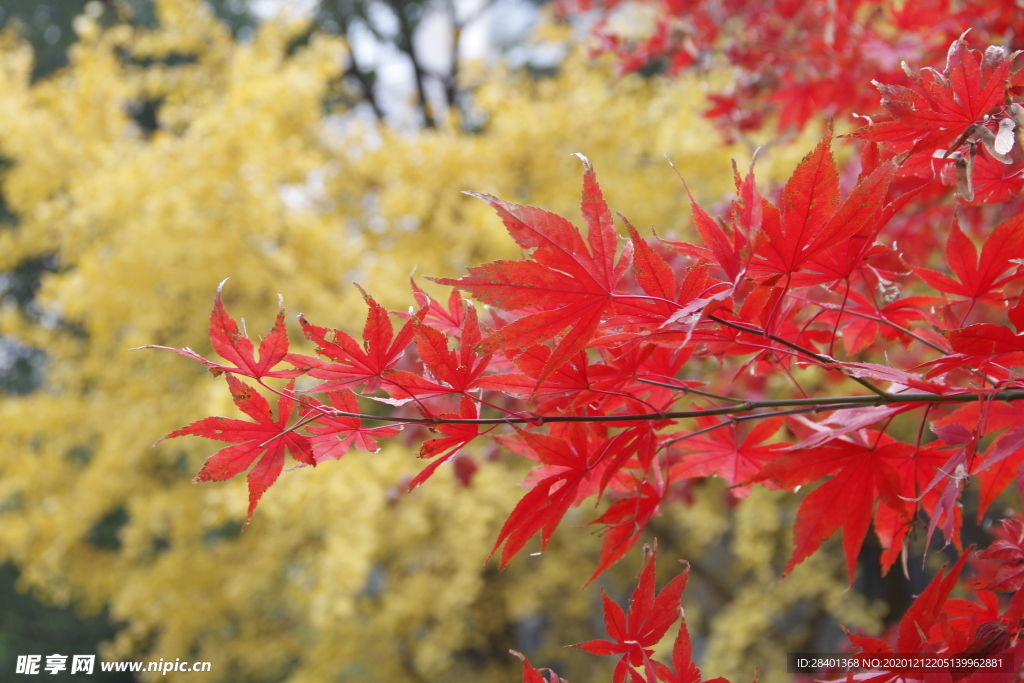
[145, 31, 1024, 682]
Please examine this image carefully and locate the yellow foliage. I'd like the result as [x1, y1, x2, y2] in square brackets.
[0, 2, 875, 681]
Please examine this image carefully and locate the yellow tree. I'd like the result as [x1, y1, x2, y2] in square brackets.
[0, 2, 878, 681]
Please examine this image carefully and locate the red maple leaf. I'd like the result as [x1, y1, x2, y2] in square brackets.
[489, 423, 604, 569]
[586, 481, 664, 587]
[142, 279, 302, 380]
[669, 416, 787, 497]
[897, 548, 973, 654]
[624, 219, 678, 303]
[855, 34, 1017, 155]
[749, 127, 899, 281]
[815, 291, 942, 355]
[408, 277, 467, 336]
[912, 214, 1024, 306]
[794, 178, 925, 289]
[571, 544, 690, 683]
[407, 396, 481, 488]
[971, 425, 1024, 519]
[613, 219, 720, 337]
[432, 156, 632, 384]
[650, 615, 730, 683]
[477, 345, 635, 415]
[302, 390, 401, 463]
[868, 440, 955, 575]
[511, 650, 566, 683]
[977, 517, 1024, 592]
[966, 146, 1024, 204]
[933, 410, 1023, 525]
[286, 288, 424, 393]
[926, 322, 1024, 377]
[383, 305, 492, 403]
[157, 376, 314, 527]
[846, 549, 973, 670]
[677, 171, 758, 285]
[753, 431, 914, 581]
[755, 126, 840, 276]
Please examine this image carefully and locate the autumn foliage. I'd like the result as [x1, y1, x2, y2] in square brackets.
[564, 0, 1024, 137]
[149, 16, 1024, 683]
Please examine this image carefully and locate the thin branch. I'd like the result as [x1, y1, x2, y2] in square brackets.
[796, 295, 1000, 385]
[796, 294, 949, 354]
[660, 402, 873, 446]
[636, 378, 748, 404]
[384, 0, 436, 128]
[344, 42, 385, 121]
[321, 390, 1024, 425]
[444, 0, 460, 113]
[706, 313, 891, 397]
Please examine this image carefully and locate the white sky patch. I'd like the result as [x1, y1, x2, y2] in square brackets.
[250, 0, 319, 19]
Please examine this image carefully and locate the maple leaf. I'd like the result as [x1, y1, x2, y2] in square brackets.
[970, 425, 1024, 519]
[834, 362, 951, 395]
[302, 390, 401, 463]
[977, 517, 1024, 592]
[650, 615, 730, 683]
[844, 549, 979, 680]
[432, 156, 632, 385]
[750, 127, 900, 281]
[951, 323, 1024, 356]
[794, 177, 925, 289]
[753, 431, 913, 580]
[586, 481, 663, 586]
[477, 346, 630, 415]
[873, 443, 953, 574]
[846, 549, 972, 657]
[934, 400, 1024, 436]
[855, 35, 1018, 155]
[382, 305, 492, 403]
[612, 344, 696, 412]
[510, 650, 566, 683]
[407, 396, 480, 489]
[815, 291, 942, 355]
[755, 125, 840, 275]
[286, 288, 423, 393]
[625, 219, 677, 302]
[489, 423, 603, 569]
[408, 277, 466, 336]
[595, 424, 662, 497]
[612, 223, 720, 336]
[677, 171, 755, 285]
[964, 146, 1024, 204]
[157, 376, 314, 528]
[487, 428, 593, 565]
[911, 214, 1024, 306]
[925, 323, 1024, 376]
[897, 548, 972, 654]
[669, 416, 787, 498]
[571, 543, 690, 683]
[142, 279, 302, 380]
[914, 422, 979, 552]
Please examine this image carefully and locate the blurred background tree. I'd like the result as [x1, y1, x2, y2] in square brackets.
[0, 1, 891, 682]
